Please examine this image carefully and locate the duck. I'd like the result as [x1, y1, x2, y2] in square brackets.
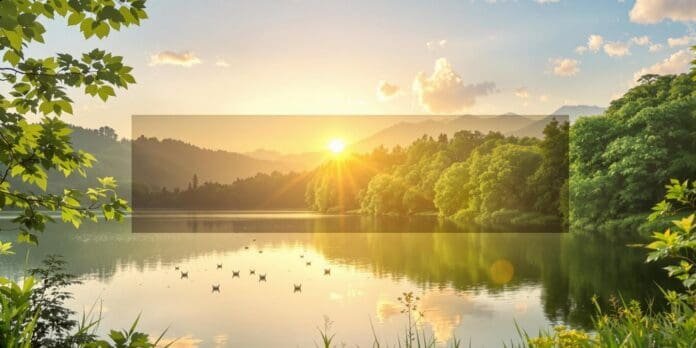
[174, 266, 180, 271]
[180, 271, 189, 278]
[324, 268, 331, 275]
[293, 284, 302, 292]
[212, 284, 220, 293]
[232, 270, 240, 277]
[300, 255, 304, 258]
[259, 274, 267, 282]
[249, 269, 256, 275]
[244, 246, 249, 250]
[258, 250, 263, 254]
[216, 264, 223, 269]
[306, 261, 312, 266]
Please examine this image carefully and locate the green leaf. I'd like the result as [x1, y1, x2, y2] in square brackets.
[17, 232, 38, 246]
[94, 22, 110, 39]
[1, 28, 23, 51]
[0, 241, 14, 255]
[98, 176, 117, 188]
[97, 85, 115, 101]
[3, 50, 21, 66]
[67, 12, 85, 26]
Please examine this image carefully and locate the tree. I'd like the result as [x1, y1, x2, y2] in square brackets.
[0, 1, 155, 345]
[569, 63, 696, 234]
[529, 118, 569, 221]
[0, 0, 146, 248]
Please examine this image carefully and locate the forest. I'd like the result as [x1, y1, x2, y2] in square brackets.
[134, 118, 569, 230]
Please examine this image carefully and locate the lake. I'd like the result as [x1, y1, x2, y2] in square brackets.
[0, 211, 673, 347]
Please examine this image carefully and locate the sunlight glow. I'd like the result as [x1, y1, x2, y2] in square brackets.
[327, 138, 346, 154]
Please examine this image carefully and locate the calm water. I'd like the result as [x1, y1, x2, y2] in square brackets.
[0, 212, 673, 347]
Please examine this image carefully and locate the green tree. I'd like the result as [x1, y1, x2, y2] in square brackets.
[0, 0, 145, 247]
[0, 1, 158, 345]
[468, 143, 542, 225]
[570, 67, 696, 234]
[529, 118, 569, 222]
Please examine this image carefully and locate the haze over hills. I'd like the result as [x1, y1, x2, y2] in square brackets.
[243, 149, 326, 172]
[350, 114, 560, 153]
[132, 137, 295, 190]
[551, 105, 606, 123]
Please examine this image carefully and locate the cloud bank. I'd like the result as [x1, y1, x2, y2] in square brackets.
[629, 0, 696, 24]
[633, 49, 693, 82]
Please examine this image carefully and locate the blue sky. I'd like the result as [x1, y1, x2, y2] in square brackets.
[26, 0, 696, 138]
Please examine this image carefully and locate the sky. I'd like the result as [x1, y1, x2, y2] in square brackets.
[23, 0, 696, 139]
[132, 115, 430, 153]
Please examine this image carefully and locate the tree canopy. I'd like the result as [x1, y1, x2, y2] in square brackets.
[570, 56, 696, 235]
[0, 0, 146, 248]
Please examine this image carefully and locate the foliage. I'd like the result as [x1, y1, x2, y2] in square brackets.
[0, 1, 164, 346]
[570, 64, 696, 234]
[306, 145, 405, 212]
[83, 314, 172, 348]
[0, 0, 144, 246]
[644, 179, 696, 298]
[133, 171, 311, 209]
[316, 293, 465, 348]
[27, 255, 95, 347]
[518, 324, 595, 348]
[306, 123, 567, 228]
[520, 179, 696, 347]
[314, 316, 335, 348]
[0, 276, 38, 348]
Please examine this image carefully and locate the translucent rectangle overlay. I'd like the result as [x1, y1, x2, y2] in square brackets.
[130, 115, 569, 233]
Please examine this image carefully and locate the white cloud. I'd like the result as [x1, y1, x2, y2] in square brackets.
[632, 49, 693, 82]
[514, 87, 530, 99]
[629, 0, 696, 24]
[412, 58, 496, 113]
[549, 58, 580, 77]
[649, 43, 663, 52]
[588, 34, 604, 52]
[377, 80, 401, 101]
[667, 35, 694, 47]
[603, 41, 631, 57]
[149, 51, 202, 67]
[535, 0, 560, 3]
[215, 58, 230, 68]
[426, 39, 448, 50]
[575, 46, 588, 54]
[539, 94, 549, 102]
[630, 35, 651, 46]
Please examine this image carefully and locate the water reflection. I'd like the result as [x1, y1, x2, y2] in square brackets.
[0, 213, 676, 347]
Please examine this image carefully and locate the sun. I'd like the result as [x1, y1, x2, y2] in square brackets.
[327, 138, 346, 154]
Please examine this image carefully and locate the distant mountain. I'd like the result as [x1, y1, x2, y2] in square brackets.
[16, 126, 317, 196]
[132, 137, 297, 190]
[350, 115, 550, 153]
[551, 105, 605, 123]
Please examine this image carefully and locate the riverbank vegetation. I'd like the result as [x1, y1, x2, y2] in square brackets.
[519, 179, 696, 347]
[308, 119, 569, 231]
